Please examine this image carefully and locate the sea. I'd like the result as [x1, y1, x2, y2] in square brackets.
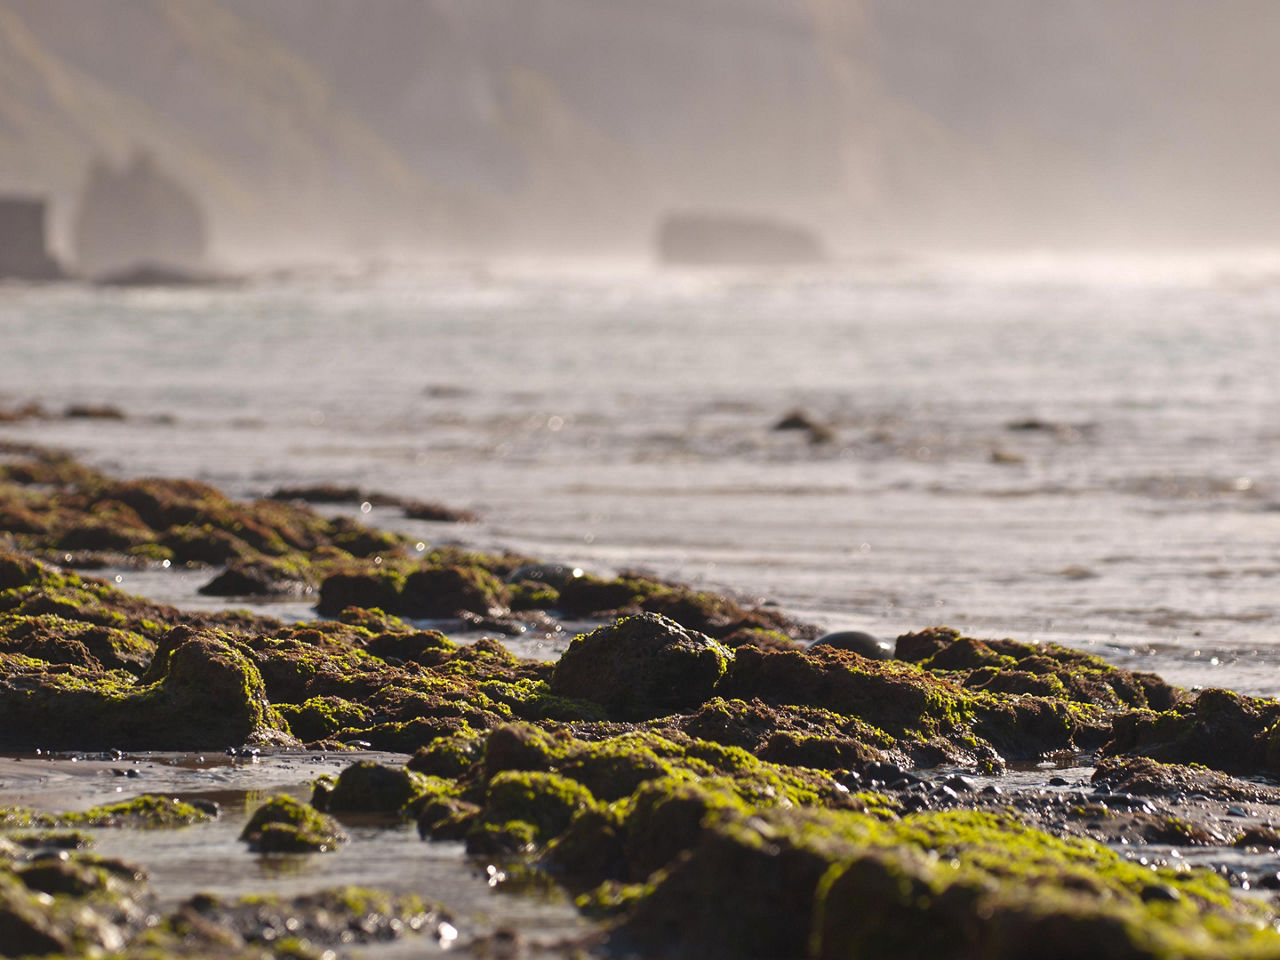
[3, 251, 1280, 697]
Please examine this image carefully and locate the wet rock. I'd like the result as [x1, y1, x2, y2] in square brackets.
[400, 564, 509, 618]
[1105, 687, 1280, 776]
[157, 635, 296, 749]
[318, 761, 426, 815]
[363, 629, 457, 666]
[316, 570, 403, 616]
[719, 645, 964, 744]
[1092, 755, 1280, 804]
[240, 795, 346, 853]
[0, 630, 295, 751]
[550, 613, 732, 720]
[268, 484, 365, 504]
[176, 887, 446, 951]
[475, 770, 597, 843]
[758, 731, 882, 771]
[402, 500, 480, 523]
[555, 574, 658, 618]
[772, 409, 835, 444]
[810, 630, 892, 660]
[505, 563, 584, 590]
[198, 558, 311, 598]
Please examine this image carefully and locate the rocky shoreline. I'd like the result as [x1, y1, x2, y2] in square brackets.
[4, 444, 1280, 958]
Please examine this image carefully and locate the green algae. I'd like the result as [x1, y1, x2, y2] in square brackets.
[1, 795, 212, 830]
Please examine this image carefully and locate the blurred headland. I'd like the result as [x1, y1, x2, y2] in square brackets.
[3, 0, 1280, 272]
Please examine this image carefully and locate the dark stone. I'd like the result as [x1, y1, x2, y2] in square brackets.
[810, 631, 892, 660]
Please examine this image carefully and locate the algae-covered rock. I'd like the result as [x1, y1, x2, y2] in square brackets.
[317, 761, 429, 815]
[400, 564, 509, 618]
[0, 630, 296, 751]
[1092, 755, 1280, 804]
[1105, 687, 1280, 776]
[899, 625, 1181, 711]
[316, 570, 403, 617]
[550, 613, 732, 720]
[240, 795, 346, 853]
[476, 770, 597, 843]
[364, 629, 457, 666]
[614, 807, 1280, 960]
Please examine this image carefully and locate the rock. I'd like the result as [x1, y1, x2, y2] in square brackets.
[316, 571, 403, 616]
[550, 613, 732, 720]
[810, 630, 892, 660]
[0, 196, 64, 280]
[402, 500, 480, 523]
[1104, 687, 1280, 776]
[655, 212, 824, 266]
[399, 565, 508, 619]
[73, 152, 208, 278]
[504, 563, 584, 589]
[319, 761, 425, 815]
[772, 410, 835, 444]
[157, 636, 297, 749]
[239, 796, 345, 853]
[363, 630, 457, 666]
[198, 559, 310, 598]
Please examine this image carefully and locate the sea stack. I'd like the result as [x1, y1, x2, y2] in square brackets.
[73, 151, 208, 279]
[0, 196, 64, 280]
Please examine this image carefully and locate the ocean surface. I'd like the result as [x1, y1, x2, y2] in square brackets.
[3, 252, 1280, 696]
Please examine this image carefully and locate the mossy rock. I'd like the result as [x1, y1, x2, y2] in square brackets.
[0, 631, 296, 751]
[364, 629, 457, 665]
[407, 729, 487, 777]
[278, 695, 372, 743]
[555, 574, 663, 617]
[719, 645, 970, 742]
[478, 770, 598, 843]
[550, 613, 732, 720]
[399, 564, 509, 618]
[615, 807, 1280, 960]
[1106, 688, 1280, 777]
[317, 761, 429, 815]
[240, 795, 345, 853]
[316, 570, 404, 617]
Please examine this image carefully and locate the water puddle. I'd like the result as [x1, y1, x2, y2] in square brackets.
[0, 752, 593, 953]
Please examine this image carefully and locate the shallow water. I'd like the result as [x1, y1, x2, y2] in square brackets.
[2, 253, 1280, 694]
[0, 753, 589, 953]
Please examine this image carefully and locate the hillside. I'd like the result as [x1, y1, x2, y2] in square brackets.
[3, 0, 1280, 264]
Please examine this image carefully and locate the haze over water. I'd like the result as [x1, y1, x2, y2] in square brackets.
[3, 253, 1279, 696]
